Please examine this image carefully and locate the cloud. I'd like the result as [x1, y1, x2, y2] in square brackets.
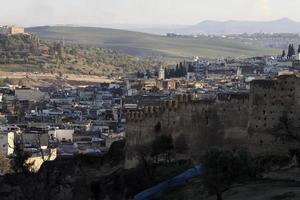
[258, 0, 271, 17]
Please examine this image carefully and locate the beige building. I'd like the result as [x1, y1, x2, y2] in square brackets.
[158, 66, 165, 80]
[249, 73, 300, 132]
[8, 26, 25, 35]
[15, 88, 49, 102]
[0, 132, 14, 156]
[48, 129, 74, 143]
[0, 26, 25, 35]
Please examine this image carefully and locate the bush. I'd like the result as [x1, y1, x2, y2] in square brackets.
[202, 148, 256, 200]
[174, 134, 188, 154]
[151, 135, 174, 163]
[107, 140, 125, 165]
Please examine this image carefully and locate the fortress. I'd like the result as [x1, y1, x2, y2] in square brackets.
[124, 73, 300, 168]
[0, 26, 25, 35]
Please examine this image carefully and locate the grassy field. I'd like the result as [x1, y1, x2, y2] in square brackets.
[27, 26, 279, 60]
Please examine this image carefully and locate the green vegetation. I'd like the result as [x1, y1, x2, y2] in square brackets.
[27, 26, 279, 60]
[0, 77, 14, 86]
[0, 27, 280, 76]
[151, 134, 174, 163]
[201, 148, 256, 200]
[0, 33, 161, 76]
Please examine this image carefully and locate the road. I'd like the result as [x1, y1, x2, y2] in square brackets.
[0, 71, 117, 83]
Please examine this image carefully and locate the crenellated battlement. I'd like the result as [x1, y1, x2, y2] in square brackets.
[125, 94, 194, 122]
[125, 75, 300, 169]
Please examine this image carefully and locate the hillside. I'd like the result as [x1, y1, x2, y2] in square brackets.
[175, 18, 300, 35]
[0, 33, 160, 77]
[118, 18, 300, 35]
[26, 26, 279, 60]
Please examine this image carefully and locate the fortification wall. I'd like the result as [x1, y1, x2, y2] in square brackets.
[124, 93, 250, 168]
[125, 75, 300, 168]
[249, 75, 300, 142]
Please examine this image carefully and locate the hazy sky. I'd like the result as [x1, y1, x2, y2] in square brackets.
[0, 0, 300, 26]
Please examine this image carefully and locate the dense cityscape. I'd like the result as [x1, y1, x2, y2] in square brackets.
[1, 1, 300, 199]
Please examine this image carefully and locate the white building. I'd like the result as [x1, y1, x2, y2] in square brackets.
[296, 53, 300, 61]
[187, 72, 196, 81]
[0, 26, 9, 35]
[0, 132, 14, 156]
[15, 88, 49, 102]
[159, 66, 165, 80]
[48, 129, 74, 143]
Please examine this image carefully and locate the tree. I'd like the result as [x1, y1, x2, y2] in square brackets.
[291, 44, 296, 56]
[164, 68, 168, 79]
[3, 77, 13, 85]
[281, 50, 286, 58]
[10, 142, 34, 175]
[272, 112, 300, 144]
[6, 135, 66, 200]
[174, 134, 188, 154]
[107, 140, 125, 166]
[151, 134, 174, 163]
[188, 63, 194, 73]
[154, 122, 161, 133]
[175, 64, 179, 77]
[202, 148, 256, 200]
[287, 44, 295, 59]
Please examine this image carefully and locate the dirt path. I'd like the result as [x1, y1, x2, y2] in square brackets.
[0, 71, 118, 83]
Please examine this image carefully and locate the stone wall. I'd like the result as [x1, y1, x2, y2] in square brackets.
[124, 74, 300, 168]
[249, 74, 300, 142]
[124, 93, 250, 168]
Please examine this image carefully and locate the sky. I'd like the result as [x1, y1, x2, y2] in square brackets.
[0, 0, 300, 26]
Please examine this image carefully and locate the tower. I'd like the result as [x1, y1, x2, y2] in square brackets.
[158, 65, 165, 80]
[237, 67, 242, 77]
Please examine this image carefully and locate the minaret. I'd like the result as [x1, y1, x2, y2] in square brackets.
[237, 67, 242, 77]
[159, 65, 165, 80]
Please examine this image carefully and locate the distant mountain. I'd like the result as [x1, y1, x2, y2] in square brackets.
[175, 18, 300, 35]
[48, 18, 300, 36]
[98, 24, 187, 35]
[26, 26, 278, 60]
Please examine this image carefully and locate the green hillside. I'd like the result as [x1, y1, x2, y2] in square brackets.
[27, 26, 279, 60]
[0, 33, 160, 76]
